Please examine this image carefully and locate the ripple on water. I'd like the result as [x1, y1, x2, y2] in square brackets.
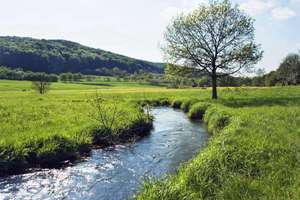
[0, 108, 209, 200]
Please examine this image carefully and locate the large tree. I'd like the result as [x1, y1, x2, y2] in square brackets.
[163, 0, 263, 99]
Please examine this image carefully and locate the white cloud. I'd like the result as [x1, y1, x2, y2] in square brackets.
[240, 0, 297, 21]
[240, 0, 277, 15]
[162, 0, 297, 22]
[271, 7, 296, 20]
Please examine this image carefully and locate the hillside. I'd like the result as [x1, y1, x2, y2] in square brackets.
[0, 36, 164, 75]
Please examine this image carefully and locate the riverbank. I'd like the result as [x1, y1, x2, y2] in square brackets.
[136, 98, 300, 199]
[0, 99, 153, 177]
[0, 108, 209, 199]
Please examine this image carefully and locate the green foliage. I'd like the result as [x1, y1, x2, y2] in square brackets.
[1, 79, 300, 200]
[60, 72, 83, 82]
[0, 66, 58, 82]
[0, 88, 153, 175]
[165, 64, 204, 88]
[31, 72, 54, 94]
[163, 0, 263, 98]
[188, 102, 211, 120]
[0, 36, 164, 75]
[180, 99, 199, 113]
[277, 53, 300, 85]
[89, 96, 153, 146]
[251, 53, 300, 87]
[203, 105, 231, 134]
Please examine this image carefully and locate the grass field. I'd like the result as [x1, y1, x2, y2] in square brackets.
[136, 88, 300, 199]
[1, 80, 300, 199]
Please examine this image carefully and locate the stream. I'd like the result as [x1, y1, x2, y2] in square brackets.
[0, 107, 209, 200]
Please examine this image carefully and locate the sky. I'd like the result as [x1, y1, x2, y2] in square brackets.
[0, 0, 299, 72]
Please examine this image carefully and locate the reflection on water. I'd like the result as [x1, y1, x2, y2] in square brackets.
[0, 108, 209, 200]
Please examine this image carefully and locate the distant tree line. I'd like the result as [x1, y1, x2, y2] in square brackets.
[0, 66, 58, 82]
[127, 71, 167, 86]
[59, 72, 83, 82]
[0, 65, 163, 84]
[165, 52, 300, 88]
[255, 53, 300, 86]
[95, 67, 129, 77]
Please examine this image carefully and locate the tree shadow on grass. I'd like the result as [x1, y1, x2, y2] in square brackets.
[219, 96, 300, 108]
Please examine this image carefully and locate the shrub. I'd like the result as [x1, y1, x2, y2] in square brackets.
[180, 99, 199, 113]
[171, 99, 183, 109]
[188, 102, 211, 120]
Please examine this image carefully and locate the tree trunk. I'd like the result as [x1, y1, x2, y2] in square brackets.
[211, 74, 218, 99]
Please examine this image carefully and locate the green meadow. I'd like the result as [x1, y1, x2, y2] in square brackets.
[1, 80, 300, 199]
[138, 96, 300, 199]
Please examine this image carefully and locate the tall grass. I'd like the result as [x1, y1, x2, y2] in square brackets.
[188, 102, 211, 119]
[136, 104, 300, 199]
[1, 80, 300, 199]
[0, 91, 152, 176]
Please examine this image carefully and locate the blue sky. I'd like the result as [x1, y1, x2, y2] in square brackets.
[0, 0, 299, 72]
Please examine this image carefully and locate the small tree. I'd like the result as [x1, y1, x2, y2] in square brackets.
[32, 73, 51, 94]
[89, 93, 126, 131]
[163, 0, 263, 99]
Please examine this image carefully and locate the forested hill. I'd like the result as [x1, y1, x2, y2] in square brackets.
[0, 36, 164, 75]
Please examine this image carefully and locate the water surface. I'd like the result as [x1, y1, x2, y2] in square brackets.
[0, 108, 209, 200]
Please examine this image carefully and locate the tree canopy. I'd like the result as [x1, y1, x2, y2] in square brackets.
[277, 53, 300, 85]
[163, 0, 263, 99]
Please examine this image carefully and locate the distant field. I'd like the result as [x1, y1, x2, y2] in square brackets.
[0, 79, 164, 92]
[1, 79, 300, 199]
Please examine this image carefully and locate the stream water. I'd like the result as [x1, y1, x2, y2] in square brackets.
[0, 107, 209, 200]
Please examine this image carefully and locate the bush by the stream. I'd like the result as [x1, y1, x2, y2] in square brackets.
[171, 99, 184, 109]
[188, 102, 211, 120]
[180, 98, 199, 113]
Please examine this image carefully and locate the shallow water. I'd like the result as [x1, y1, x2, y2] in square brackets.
[0, 108, 209, 200]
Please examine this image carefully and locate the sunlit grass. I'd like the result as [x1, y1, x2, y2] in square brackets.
[136, 95, 300, 199]
[1, 80, 300, 199]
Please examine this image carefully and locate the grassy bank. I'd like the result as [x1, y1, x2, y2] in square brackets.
[0, 86, 153, 176]
[136, 98, 300, 199]
[1, 80, 300, 199]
